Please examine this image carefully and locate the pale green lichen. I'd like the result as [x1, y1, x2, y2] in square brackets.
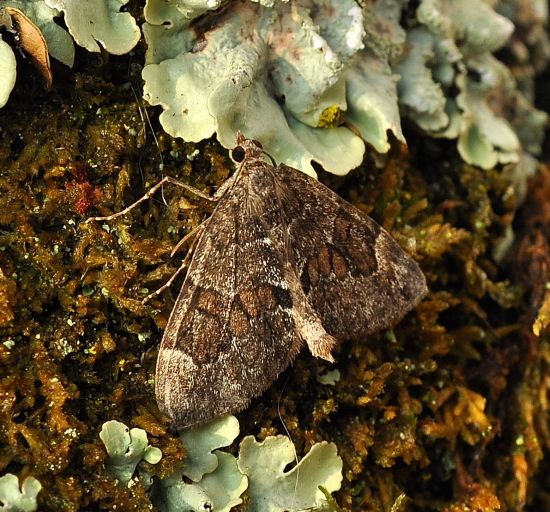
[0, 0, 140, 107]
[177, 415, 240, 483]
[44, 0, 140, 55]
[151, 415, 343, 512]
[455, 54, 520, 169]
[345, 51, 405, 155]
[155, 451, 247, 512]
[141, 0, 546, 175]
[395, 0, 548, 169]
[0, 474, 41, 512]
[99, 420, 162, 485]
[3, 0, 544, 180]
[395, 27, 449, 132]
[317, 368, 341, 386]
[142, 0, 402, 176]
[0, 35, 16, 108]
[237, 435, 343, 512]
[152, 415, 246, 512]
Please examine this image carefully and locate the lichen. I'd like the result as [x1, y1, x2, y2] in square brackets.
[99, 420, 162, 485]
[0, 1, 548, 511]
[176, 415, 240, 483]
[142, 0, 404, 176]
[237, 435, 343, 512]
[395, 0, 548, 170]
[152, 416, 342, 512]
[0, 34, 16, 108]
[0, 0, 140, 107]
[0, 474, 41, 512]
[44, 0, 140, 55]
[154, 451, 247, 512]
[1, 1, 546, 187]
[150, 414, 243, 510]
[141, 0, 547, 178]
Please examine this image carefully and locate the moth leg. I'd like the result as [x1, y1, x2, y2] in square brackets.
[141, 229, 201, 304]
[170, 222, 204, 257]
[85, 176, 217, 224]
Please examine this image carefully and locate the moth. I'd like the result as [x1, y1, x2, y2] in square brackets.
[155, 134, 428, 428]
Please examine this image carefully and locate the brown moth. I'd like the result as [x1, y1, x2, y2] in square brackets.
[156, 134, 428, 428]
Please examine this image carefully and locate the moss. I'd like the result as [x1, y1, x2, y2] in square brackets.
[0, 20, 548, 512]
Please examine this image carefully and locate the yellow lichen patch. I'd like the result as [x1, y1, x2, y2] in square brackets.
[317, 105, 344, 128]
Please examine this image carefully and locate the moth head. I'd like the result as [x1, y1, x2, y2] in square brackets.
[232, 133, 265, 163]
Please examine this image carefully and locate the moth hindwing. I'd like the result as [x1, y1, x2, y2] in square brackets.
[156, 135, 428, 428]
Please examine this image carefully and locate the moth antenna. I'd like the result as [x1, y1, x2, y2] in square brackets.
[128, 75, 164, 181]
[263, 150, 277, 166]
[277, 376, 300, 512]
[84, 175, 213, 303]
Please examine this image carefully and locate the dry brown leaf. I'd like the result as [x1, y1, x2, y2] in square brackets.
[5, 7, 52, 89]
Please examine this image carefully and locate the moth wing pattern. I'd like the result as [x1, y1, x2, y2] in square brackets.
[156, 137, 428, 428]
[271, 164, 428, 339]
[155, 179, 303, 428]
